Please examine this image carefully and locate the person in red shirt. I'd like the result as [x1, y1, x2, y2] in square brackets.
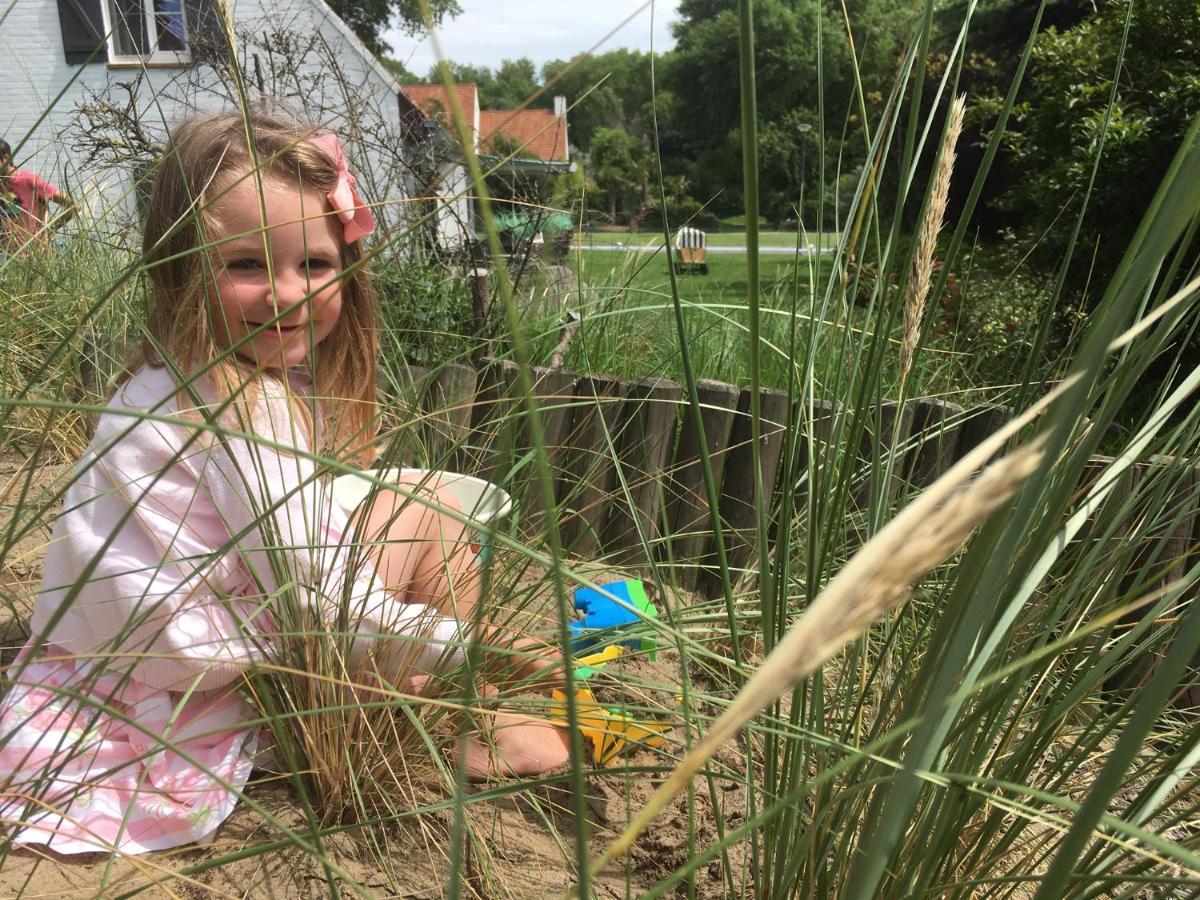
[0, 139, 75, 250]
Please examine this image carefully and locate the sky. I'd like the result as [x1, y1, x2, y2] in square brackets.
[383, 1, 683, 78]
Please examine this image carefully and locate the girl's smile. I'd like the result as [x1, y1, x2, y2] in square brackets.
[208, 175, 344, 369]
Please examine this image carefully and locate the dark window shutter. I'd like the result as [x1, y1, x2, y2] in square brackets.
[184, 0, 229, 58]
[56, 0, 108, 64]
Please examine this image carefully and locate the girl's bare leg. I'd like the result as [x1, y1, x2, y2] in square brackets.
[360, 477, 481, 620]
[358, 478, 568, 777]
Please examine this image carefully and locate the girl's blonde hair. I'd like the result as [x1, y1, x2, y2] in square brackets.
[142, 110, 378, 465]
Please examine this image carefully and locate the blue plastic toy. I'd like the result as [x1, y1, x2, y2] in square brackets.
[569, 580, 659, 660]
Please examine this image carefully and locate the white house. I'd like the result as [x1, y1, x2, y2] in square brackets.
[0, 0, 471, 247]
[400, 83, 572, 249]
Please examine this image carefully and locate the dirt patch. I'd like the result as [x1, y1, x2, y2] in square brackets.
[0, 448, 69, 659]
[0, 663, 736, 899]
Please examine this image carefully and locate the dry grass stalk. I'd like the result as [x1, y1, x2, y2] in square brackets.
[900, 95, 966, 384]
[585, 376, 1069, 879]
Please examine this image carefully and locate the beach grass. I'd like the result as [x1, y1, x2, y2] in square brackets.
[0, 0, 1198, 895]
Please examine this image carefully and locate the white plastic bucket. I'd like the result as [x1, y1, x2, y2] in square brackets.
[331, 468, 513, 558]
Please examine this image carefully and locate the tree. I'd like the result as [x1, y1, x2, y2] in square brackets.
[756, 107, 819, 225]
[380, 56, 415, 82]
[541, 49, 660, 150]
[927, 0, 1092, 234]
[665, 0, 844, 216]
[1001, 0, 1200, 289]
[326, 0, 461, 57]
[491, 58, 542, 108]
[428, 61, 497, 97]
[665, 0, 920, 220]
[424, 58, 547, 109]
[589, 127, 644, 220]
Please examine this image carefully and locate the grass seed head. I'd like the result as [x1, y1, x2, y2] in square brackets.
[594, 436, 1045, 867]
[901, 95, 967, 385]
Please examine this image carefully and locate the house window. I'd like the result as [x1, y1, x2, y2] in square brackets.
[102, 0, 190, 64]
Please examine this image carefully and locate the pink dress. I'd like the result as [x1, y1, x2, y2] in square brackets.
[0, 365, 464, 854]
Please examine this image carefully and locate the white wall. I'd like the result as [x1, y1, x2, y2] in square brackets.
[437, 163, 473, 250]
[0, 0, 465, 245]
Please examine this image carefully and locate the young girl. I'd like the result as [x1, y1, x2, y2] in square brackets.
[0, 111, 568, 856]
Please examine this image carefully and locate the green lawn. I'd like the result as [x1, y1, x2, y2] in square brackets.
[536, 247, 839, 388]
[543, 246, 968, 398]
[579, 230, 837, 249]
[571, 246, 826, 300]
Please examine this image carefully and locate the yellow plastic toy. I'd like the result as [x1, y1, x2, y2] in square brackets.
[575, 644, 624, 677]
[550, 687, 672, 765]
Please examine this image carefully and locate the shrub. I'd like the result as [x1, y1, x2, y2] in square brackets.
[374, 262, 479, 369]
[931, 234, 1067, 385]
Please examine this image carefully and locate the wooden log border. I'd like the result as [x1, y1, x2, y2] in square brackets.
[382, 363, 1025, 580]
[382, 359, 1199, 705]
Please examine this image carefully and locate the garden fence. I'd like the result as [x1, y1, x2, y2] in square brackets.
[388, 359, 1197, 703]
[387, 361, 1020, 591]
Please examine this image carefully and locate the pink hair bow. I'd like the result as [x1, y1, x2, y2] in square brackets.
[309, 133, 376, 244]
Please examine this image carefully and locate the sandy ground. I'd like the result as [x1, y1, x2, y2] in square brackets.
[0, 448, 748, 898]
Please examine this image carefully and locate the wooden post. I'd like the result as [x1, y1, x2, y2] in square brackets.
[905, 398, 965, 489]
[1185, 472, 1200, 710]
[706, 387, 791, 595]
[1150, 459, 1197, 589]
[470, 268, 490, 331]
[377, 364, 429, 467]
[1109, 457, 1200, 695]
[666, 379, 741, 590]
[468, 239, 492, 360]
[558, 375, 628, 558]
[422, 363, 478, 471]
[470, 358, 521, 480]
[853, 400, 914, 508]
[381, 363, 429, 402]
[956, 403, 1011, 460]
[807, 397, 842, 446]
[603, 377, 684, 566]
[1076, 455, 1124, 543]
[516, 366, 579, 537]
[793, 398, 841, 517]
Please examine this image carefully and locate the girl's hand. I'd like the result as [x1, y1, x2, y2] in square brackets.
[478, 626, 566, 691]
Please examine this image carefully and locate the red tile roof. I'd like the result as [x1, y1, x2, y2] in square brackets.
[479, 109, 569, 163]
[400, 84, 478, 130]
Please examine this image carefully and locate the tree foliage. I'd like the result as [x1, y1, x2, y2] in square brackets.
[327, 0, 461, 57]
[380, 56, 416, 82]
[541, 49, 660, 150]
[589, 127, 645, 219]
[663, 0, 916, 222]
[666, 0, 827, 214]
[1000, 0, 1200, 286]
[428, 58, 548, 109]
[927, 0, 1090, 233]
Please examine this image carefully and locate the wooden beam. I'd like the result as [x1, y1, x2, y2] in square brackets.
[603, 377, 684, 566]
[666, 378, 741, 590]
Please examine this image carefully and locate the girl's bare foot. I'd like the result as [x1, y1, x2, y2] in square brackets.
[461, 710, 570, 779]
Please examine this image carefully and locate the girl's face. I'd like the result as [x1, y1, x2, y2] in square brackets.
[208, 174, 345, 370]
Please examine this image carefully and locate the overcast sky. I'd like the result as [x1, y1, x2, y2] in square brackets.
[383, 1, 682, 78]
